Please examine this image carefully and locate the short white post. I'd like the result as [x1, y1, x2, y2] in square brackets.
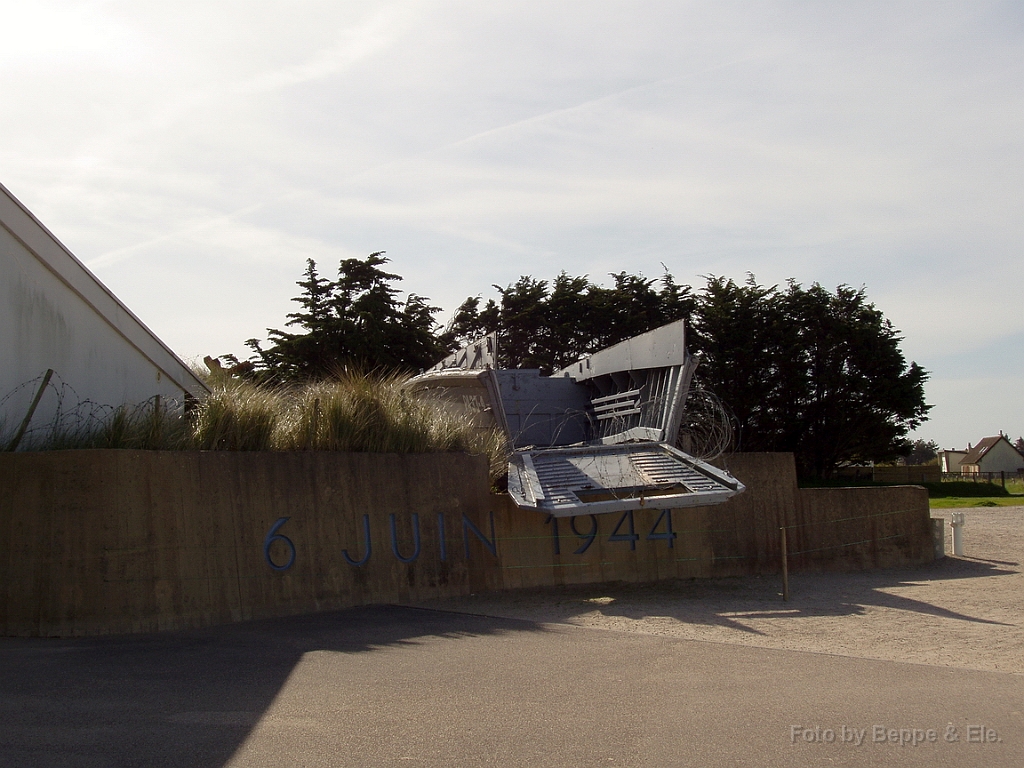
[950, 512, 965, 556]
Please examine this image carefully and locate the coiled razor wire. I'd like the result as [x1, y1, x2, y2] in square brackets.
[1, 370, 187, 451]
[676, 380, 735, 461]
[499, 382, 736, 507]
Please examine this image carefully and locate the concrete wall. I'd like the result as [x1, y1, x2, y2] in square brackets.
[0, 183, 206, 437]
[0, 451, 933, 637]
[794, 485, 932, 570]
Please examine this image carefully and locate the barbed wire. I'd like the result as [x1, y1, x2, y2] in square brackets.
[676, 380, 735, 461]
[1, 371, 187, 451]
[782, 507, 919, 530]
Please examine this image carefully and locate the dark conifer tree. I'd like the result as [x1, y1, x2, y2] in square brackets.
[246, 252, 443, 379]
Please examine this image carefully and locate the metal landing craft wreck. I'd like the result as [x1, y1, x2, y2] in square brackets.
[407, 320, 744, 517]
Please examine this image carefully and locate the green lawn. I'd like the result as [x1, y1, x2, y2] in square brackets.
[802, 477, 1024, 509]
[930, 496, 1024, 509]
[927, 479, 1023, 507]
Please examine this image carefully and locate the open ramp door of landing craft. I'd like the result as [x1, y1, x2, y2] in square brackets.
[507, 442, 742, 517]
[407, 320, 745, 517]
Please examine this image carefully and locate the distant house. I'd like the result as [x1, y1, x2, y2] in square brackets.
[1, 182, 207, 446]
[937, 449, 968, 474]
[959, 436, 1024, 476]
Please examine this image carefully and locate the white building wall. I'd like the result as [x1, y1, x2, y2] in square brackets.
[1, 184, 206, 443]
[977, 440, 1024, 474]
[938, 450, 967, 474]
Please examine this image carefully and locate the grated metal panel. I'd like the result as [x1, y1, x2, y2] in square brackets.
[629, 451, 722, 492]
[508, 443, 744, 516]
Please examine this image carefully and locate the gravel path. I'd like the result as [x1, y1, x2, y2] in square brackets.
[414, 506, 1024, 674]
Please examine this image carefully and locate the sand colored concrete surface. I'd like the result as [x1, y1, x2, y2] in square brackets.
[0, 450, 934, 637]
[413, 506, 1024, 675]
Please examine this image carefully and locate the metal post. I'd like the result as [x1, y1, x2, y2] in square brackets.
[152, 394, 162, 447]
[6, 369, 53, 452]
[780, 526, 790, 602]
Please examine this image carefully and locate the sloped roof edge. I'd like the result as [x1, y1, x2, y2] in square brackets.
[0, 181, 209, 397]
[960, 435, 1010, 466]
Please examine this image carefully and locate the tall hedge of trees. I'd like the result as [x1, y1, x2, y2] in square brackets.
[236, 254, 930, 478]
[244, 253, 444, 378]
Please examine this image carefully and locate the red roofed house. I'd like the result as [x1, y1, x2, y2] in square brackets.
[959, 435, 1024, 476]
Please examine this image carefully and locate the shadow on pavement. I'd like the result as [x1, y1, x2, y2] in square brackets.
[0, 605, 543, 768]
[425, 555, 1020, 636]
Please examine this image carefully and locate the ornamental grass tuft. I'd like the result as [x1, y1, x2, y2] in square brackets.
[21, 373, 509, 482]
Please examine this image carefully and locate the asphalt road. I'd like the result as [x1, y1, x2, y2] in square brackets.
[0, 605, 1021, 767]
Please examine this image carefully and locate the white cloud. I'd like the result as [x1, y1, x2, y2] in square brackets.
[237, 4, 417, 95]
[1, 0, 1022, 445]
[0, 0, 152, 68]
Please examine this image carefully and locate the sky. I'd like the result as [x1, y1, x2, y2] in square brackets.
[1, 0, 1021, 449]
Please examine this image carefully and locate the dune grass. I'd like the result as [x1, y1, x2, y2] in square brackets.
[274, 373, 508, 477]
[16, 373, 509, 482]
[191, 383, 282, 451]
[24, 400, 192, 451]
